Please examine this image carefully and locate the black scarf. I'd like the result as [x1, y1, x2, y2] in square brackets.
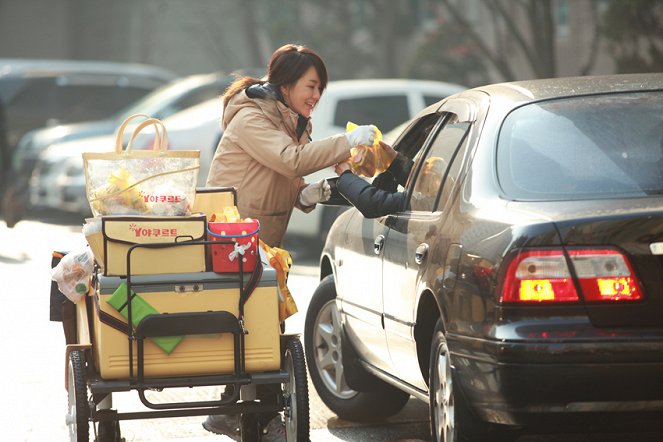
[246, 82, 310, 140]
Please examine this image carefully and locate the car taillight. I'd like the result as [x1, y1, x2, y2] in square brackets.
[499, 248, 643, 304]
[567, 249, 642, 302]
[501, 250, 579, 303]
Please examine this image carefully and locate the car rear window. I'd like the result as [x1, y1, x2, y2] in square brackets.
[497, 91, 663, 200]
[9, 77, 150, 122]
[333, 95, 409, 132]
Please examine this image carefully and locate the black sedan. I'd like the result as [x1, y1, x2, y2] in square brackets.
[304, 73, 663, 442]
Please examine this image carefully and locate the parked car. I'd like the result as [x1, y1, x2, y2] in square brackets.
[304, 73, 663, 441]
[11, 70, 240, 177]
[0, 59, 176, 152]
[284, 79, 466, 254]
[0, 58, 177, 225]
[29, 98, 223, 216]
[4, 71, 246, 225]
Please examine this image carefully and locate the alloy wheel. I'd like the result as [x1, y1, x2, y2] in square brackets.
[311, 299, 357, 399]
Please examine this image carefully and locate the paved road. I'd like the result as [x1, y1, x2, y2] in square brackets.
[1, 211, 662, 441]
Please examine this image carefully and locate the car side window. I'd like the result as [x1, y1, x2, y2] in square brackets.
[333, 95, 409, 133]
[9, 77, 148, 122]
[372, 112, 442, 194]
[434, 123, 470, 211]
[392, 113, 441, 162]
[409, 115, 470, 212]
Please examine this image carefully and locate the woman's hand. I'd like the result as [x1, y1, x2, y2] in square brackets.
[335, 161, 351, 175]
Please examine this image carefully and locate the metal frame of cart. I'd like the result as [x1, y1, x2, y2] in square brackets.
[63, 238, 309, 442]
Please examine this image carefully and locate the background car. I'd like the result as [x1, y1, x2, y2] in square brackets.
[304, 73, 663, 441]
[0, 58, 176, 161]
[3, 70, 250, 225]
[284, 78, 466, 256]
[10, 70, 243, 176]
[0, 58, 178, 225]
[30, 98, 222, 216]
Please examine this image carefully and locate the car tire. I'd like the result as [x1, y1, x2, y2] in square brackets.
[304, 274, 410, 422]
[429, 319, 515, 442]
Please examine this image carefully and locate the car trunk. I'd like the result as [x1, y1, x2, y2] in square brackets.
[556, 212, 663, 328]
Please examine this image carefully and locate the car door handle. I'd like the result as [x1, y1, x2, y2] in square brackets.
[415, 243, 429, 265]
[374, 235, 385, 255]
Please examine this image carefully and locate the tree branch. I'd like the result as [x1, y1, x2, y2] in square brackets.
[439, 0, 516, 80]
[489, 0, 539, 74]
[580, 0, 601, 75]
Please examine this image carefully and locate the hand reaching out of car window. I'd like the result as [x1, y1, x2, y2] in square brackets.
[379, 141, 398, 164]
[335, 142, 397, 177]
[335, 161, 352, 175]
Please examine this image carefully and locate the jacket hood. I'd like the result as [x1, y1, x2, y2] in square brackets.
[246, 82, 285, 103]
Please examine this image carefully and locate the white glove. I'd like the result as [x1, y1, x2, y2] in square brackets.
[299, 179, 331, 206]
[345, 124, 377, 147]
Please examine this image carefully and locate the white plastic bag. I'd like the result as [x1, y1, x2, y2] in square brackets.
[51, 247, 95, 303]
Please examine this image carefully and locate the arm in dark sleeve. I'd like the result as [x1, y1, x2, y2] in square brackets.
[337, 171, 407, 219]
[371, 152, 414, 192]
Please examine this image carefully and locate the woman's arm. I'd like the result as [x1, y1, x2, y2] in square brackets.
[230, 108, 350, 179]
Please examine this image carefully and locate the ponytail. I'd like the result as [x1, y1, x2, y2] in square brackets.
[223, 76, 265, 108]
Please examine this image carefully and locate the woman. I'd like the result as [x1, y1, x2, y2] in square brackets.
[206, 43, 376, 248]
[203, 43, 375, 441]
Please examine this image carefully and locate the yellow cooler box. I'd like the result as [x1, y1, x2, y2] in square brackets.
[92, 261, 281, 380]
[101, 214, 207, 276]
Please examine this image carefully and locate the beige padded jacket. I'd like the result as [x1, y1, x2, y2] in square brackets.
[206, 89, 350, 247]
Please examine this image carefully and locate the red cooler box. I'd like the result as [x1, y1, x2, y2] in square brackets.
[207, 220, 260, 273]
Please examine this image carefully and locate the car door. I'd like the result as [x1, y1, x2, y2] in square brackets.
[380, 108, 473, 389]
[336, 110, 444, 373]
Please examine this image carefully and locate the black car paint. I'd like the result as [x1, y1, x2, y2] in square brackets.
[318, 74, 663, 431]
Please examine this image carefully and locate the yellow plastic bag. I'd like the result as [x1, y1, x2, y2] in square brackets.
[209, 205, 246, 223]
[89, 167, 151, 215]
[259, 240, 298, 322]
[346, 121, 393, 177]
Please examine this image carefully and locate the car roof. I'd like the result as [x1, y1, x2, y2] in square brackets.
[474, 73, 663, 104]
[0, 58, 177, 81]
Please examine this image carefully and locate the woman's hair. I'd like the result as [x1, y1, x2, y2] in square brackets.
[222, 43, 328, 108]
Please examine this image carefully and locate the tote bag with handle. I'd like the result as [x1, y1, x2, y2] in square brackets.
[83, 114, 200, 217]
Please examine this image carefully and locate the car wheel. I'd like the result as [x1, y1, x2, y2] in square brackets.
[429, 319, 513, 442]
[304, 275, 410, 422]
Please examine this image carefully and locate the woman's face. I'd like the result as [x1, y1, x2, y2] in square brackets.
[280, 66, 322, 118]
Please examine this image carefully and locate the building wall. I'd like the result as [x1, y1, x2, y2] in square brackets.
[0, 0, 71, 59]
[0, 0, 257, 76]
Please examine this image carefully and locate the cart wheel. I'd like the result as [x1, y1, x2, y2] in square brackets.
[240, 413, 261, 441]
[283, 336, 309, 441]
[97, 420, 121, 442]
[66, 350, 89, 442]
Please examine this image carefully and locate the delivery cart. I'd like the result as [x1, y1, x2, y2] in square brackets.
[62, 237, 309, 442]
